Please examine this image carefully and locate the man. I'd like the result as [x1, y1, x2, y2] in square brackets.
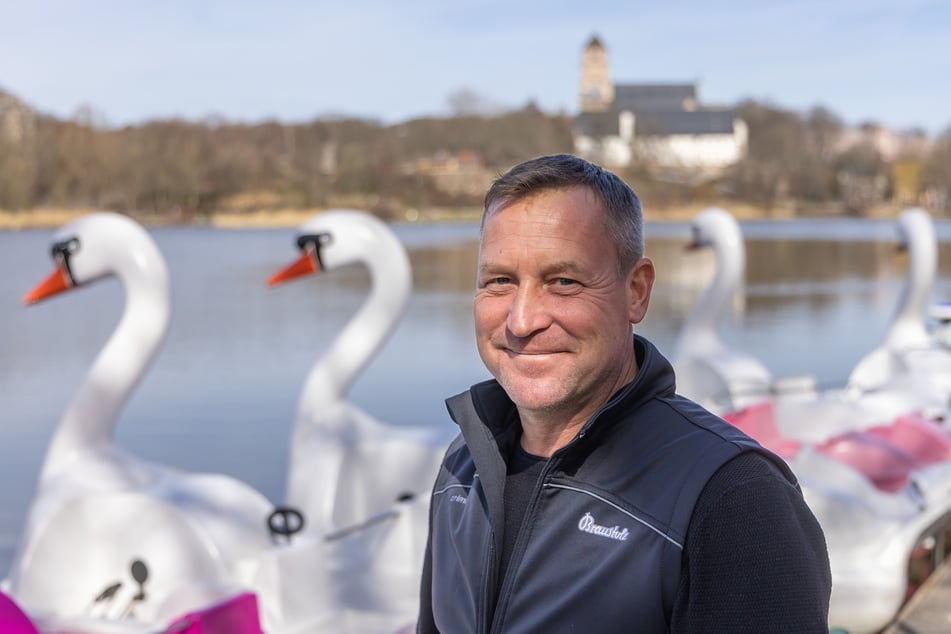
[418, 154, 831, 633]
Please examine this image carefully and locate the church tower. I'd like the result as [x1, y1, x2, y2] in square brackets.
[579, 35, 614, 112]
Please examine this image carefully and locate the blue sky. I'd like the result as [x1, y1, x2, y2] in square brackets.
[1, 0, 949, 134]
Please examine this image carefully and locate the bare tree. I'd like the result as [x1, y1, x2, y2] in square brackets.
[922, 128, 951, 212]
[447, 88, 506, 118]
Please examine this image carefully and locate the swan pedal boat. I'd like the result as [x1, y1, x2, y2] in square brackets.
[673, 207, 951, 433]
[3, 212, 438, 634]
[673, 207, 951, 634]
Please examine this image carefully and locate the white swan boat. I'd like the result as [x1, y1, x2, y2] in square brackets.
[847, 207, 951, 406]
[674, 207, 951, 634]
[673, 206, 949, 441]
[268, 209, 456, 536]
[2, 212, 427, 634]
[3, 213, 276, 633]
[266, 210, 457, 631]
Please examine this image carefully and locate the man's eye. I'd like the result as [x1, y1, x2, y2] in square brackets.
[487, 276, 511, 286]
[554, 278, 578, 286]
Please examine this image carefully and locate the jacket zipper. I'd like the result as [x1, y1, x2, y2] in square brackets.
[486, 455, 559, 633]
[480, 397, 618, 632]
[479, 528, 497, 633]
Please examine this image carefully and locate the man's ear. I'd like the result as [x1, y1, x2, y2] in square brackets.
[627, 257, 655, 324]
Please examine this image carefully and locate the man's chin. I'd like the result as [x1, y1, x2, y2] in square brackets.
[496, 378, 566, 411]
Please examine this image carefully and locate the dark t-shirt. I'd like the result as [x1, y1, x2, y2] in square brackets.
[500, 443, 545, 580]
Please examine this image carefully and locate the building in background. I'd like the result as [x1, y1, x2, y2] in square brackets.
[573, 35, 747, 175]
[836, 123, 931, 162]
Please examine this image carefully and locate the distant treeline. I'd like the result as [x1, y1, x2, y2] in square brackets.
[727, 103, 950, 215]
[0, 96, 949, 218]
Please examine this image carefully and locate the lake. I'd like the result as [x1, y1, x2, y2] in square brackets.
[3, 214, 951, 578]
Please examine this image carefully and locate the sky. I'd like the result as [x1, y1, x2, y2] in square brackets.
[1, 0, 949, 135]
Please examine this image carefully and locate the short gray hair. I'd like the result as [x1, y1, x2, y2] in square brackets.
[482, 154, 644, 275]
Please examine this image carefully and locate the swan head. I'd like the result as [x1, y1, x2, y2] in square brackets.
[268, 209, 409, 287]
[896, 207, 934, 252]
[687, 207, 744, 255]
[23, 212, 168, 305]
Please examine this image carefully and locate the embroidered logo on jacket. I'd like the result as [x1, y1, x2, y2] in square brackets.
[578, 512, 629, 541]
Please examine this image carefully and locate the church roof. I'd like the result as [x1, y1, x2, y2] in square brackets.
[614, 83, 697, 111]
[573, 110, 620, 137]
[635, 109, 736, 136]
[574, 107, 737, 137]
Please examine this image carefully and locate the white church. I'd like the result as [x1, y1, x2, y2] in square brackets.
[573, 35, 747, 173]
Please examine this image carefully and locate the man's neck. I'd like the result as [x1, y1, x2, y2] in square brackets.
[517, 358, 639, 458]
[517, 414, 586, 458]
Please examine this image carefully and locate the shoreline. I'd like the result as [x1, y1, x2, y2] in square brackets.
[0, 202, 911, 231]
[0, 207, 485, 230]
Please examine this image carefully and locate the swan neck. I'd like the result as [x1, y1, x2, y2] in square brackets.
[42, 267, 170, 481]
[888, 228, 935, 348]
[296, 243, 411, 424]
[677, 239, 743, 356]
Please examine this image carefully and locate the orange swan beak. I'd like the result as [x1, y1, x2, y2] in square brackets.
[24, 267, 72, 305]
[268, 249, 320, 287]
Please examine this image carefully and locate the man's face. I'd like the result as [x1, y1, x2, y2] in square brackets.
[474, 186, 653, 422]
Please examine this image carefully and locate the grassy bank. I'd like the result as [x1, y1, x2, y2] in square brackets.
[0, 201, 909, 231]
[0, 206, 489, 230]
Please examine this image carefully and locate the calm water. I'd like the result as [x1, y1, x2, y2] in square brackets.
[3, 216, 951, 577]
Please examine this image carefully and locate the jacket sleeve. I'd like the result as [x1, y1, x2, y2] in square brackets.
[669, 452, 832, 633]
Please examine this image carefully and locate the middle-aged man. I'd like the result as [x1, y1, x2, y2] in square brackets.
[417, 154, 831, 633]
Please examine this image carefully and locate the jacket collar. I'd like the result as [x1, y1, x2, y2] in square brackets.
[445, 334, 677, 460]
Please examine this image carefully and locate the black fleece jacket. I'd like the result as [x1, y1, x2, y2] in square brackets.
[418, 335, 831, 633]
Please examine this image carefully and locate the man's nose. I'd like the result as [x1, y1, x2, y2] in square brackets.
[507, 285, 551, 337]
